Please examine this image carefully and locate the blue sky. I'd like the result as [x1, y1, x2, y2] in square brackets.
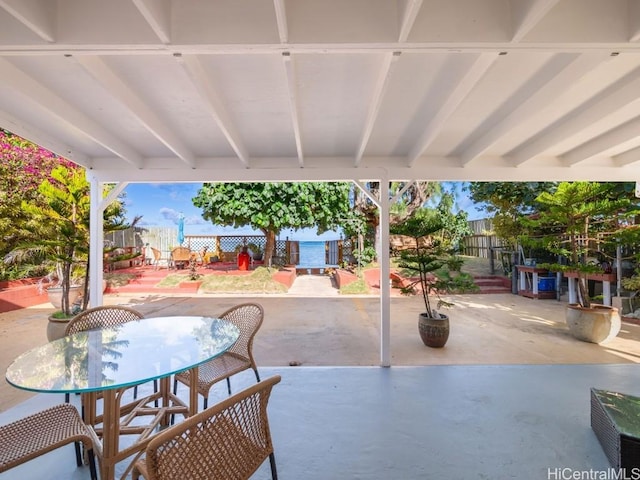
[122, 183, 344, 241]
[122, 182, 486, 241]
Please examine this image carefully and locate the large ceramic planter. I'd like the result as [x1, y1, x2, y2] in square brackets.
[46, 285, 82, 309]
[418, 312, 450, 348]
[565, 303, 621, 344]
[47, 315, 71, 342]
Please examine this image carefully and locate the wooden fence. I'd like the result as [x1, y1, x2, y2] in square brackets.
[460, 219, 506, 259]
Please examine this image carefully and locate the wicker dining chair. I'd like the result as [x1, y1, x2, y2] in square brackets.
[170, 247, 191, 269]
[150, 247, 169, 270]
[64, 306, 156, 402]
[0, 403, 98, 479]
[133, 375, 281, 480]
[173, 303, 264, 409]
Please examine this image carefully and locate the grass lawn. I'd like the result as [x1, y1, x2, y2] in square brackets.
[157, 267, 288, 294]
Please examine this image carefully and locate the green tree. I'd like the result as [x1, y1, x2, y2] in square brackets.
[390, 205, 477, 319]
[434, 192, 472, 249]
[192, 182, 354, 265]
[524, 182, 640, 308]
[7, 165, 134, 314]
[353, 181, 441, 260]
[466, 182, 556, 247]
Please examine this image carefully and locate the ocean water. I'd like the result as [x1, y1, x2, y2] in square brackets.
[298, 241, 326, 267]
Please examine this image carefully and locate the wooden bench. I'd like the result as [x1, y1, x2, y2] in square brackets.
[0, 403, 98, 479]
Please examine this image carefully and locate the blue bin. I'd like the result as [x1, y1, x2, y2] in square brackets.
[538, 277, 556, 292]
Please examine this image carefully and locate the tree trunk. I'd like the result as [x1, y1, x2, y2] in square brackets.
[263, 229, 276, 266]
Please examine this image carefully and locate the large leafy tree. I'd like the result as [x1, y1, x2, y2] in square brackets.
[193, 182, 354, 265]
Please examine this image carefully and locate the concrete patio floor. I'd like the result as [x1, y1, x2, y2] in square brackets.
[1, 364, 638, 479]
[2, 279, 640, 478]
[3, 283, 640, 412]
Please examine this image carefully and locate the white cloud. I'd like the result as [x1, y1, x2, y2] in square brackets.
[159, 207, 181, 223]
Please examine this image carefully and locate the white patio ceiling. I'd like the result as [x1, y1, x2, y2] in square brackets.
[1, 0, 640, 184]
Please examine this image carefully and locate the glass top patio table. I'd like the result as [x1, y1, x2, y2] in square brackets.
[5, 316, 240, 394]
[5, 315, 239, 480]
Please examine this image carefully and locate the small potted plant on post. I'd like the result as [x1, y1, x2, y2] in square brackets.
[390, 208, 477, 348]
[524, 182, 640, 344]
[179, 255, 203, 292]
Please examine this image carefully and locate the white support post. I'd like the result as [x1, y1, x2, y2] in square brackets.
[354, 178, 391, 366]
[379, 175, 391, 367]
[88, 174, 104, 307]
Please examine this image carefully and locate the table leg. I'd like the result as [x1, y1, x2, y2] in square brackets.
[100, 389, 120, 480]
[189, 366, 199, 416]
[82, 391, 98, 426]
[159, 376, 171, 427]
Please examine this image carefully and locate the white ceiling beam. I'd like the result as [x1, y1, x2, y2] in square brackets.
[73, 55, 195, 168]
[131, 0, 171, 44]
[460, 53, 610, 165]
[398, 0, 423, 43]
[510, 0, 561, 43]
[282, 52, 303, 166]
[0, 58, 143, 167]
[508, 67, 640, 166]
[0, 109, 91, 167]
[355, 52, 400, 167]
[273, 0, 288, 44]
[561, 117, 640, 166]
[613, 146, 640, 167]
[177, 54, 249, 167]
[0, 0, 55, 43]
[408, 53, 498, 167]
[87, 158, 640, 183]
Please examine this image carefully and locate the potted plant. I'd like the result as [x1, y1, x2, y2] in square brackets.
[5, 165, 135, 339]
[524, 182, 640, 344]
[389, 208, 477, 348]
[179, 255, 203, 291]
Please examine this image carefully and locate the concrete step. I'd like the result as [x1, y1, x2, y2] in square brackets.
[472, 275, 512, 294]
[475, 285, 513, 294]
[474, 278, 505, 286]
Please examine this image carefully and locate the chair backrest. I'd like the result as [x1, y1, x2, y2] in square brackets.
[65, 306, 145, 336]
[171, 247, 191, 262]
[219, 303, 264, 365]
[151, 247, 161, 261]
[140, 375, 281, 480]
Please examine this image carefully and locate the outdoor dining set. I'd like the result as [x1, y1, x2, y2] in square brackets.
[1, 303, 279, 479]
[149, 246, 205, 270]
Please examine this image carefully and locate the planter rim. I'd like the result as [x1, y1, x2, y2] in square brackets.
[419, 312, 449, 320]
[48, 315, 72, 323]
[567, 303, 618, 312]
